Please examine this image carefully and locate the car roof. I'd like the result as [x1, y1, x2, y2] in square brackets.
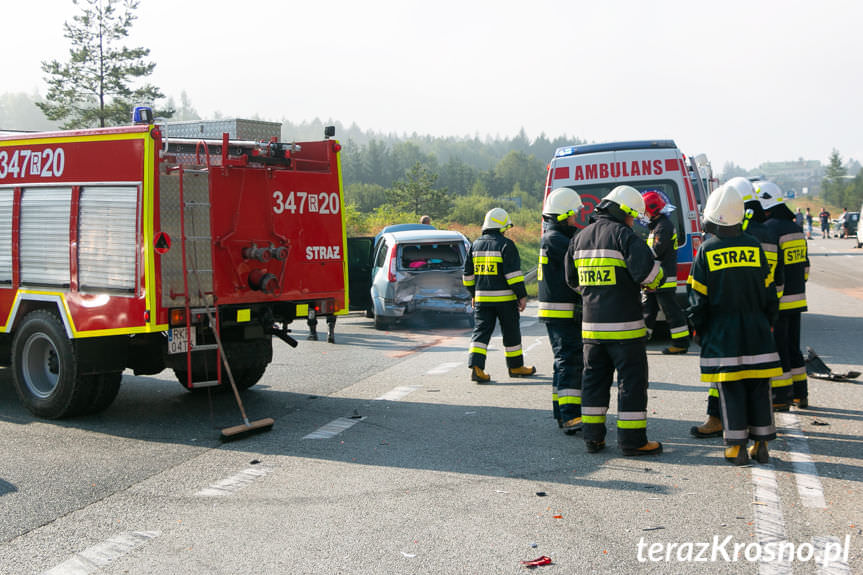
[379, 223, 436, 234]
[383, 229, 468, 243]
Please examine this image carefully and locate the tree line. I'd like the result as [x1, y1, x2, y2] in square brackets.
[821, 150, 863, 212]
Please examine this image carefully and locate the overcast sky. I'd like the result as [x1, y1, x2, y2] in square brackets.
[3, 0, 862, 171]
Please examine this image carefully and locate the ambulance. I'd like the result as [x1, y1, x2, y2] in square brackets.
[543, 140, 703, 303]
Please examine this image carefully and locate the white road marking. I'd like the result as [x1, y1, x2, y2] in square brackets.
[195, 466, 273, 497]
[303, 417, 364, 440]
[524, 337, 544, 353]
[425, 362, 460, 375]
[752, 465, 792, 575]
[814, 536, 852, 574]
[776, 412, 827, 508]
[43, 531, 159, 575]
[375, 385, 422, 401]
[304, 384, 422, 440]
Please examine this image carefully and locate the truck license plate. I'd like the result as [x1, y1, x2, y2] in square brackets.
[168, 327, 196, 354]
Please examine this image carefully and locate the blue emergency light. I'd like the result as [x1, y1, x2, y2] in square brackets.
[132, 106, 154, 125]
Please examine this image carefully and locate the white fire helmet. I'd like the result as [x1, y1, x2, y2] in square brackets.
[543, 187, 584, 221]
[604, 185, 646, 218]
[482, 207, 513, 231]
[725, 176, 756, 203]
[753, 181, 784, 210]
[703, 184, 744, 227]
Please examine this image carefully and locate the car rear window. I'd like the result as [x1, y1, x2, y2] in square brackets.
[399, 242, 465, 270]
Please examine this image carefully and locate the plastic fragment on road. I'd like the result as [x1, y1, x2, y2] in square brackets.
[806, 347, 861, 381]
[535, 492, 547, 497]
[520, 555, 552, 568]
[401, 552, 416, 558]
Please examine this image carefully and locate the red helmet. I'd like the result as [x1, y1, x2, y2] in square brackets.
[642, 190, 666, 218]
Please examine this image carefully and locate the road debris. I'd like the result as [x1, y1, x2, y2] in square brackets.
[520, 555, 552, 568]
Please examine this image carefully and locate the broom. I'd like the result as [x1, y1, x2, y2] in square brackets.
[208, 312, 274, 441]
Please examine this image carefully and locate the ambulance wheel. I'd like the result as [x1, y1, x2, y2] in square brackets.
[82, 372, 123, 414]
[11, 310, 88, 419]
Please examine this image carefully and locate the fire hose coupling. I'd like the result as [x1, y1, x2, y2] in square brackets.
[242, 243, 288, 262]
[242, 243, 272, 263]
[270, 244, 289, 261]
[248, 269, 279, 293]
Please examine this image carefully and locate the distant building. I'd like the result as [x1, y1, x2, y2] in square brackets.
[755, 159, 823, 197]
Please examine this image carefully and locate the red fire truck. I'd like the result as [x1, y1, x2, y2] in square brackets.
[0, 110, 348, 418]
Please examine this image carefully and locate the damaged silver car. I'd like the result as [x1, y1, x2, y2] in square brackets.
[367, 229, 473, 330]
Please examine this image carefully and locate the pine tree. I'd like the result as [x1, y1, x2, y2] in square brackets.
[822, 149, 847, 205]
[38, 0, 171, 128]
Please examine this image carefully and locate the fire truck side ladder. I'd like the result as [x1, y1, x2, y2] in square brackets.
[177, 165, 220, 389]
[177, 163, 275, 440]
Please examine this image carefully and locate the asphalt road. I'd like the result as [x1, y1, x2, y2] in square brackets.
[0, 236, 861, 574]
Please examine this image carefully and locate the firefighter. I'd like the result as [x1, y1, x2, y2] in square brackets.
[690, 177, 783, 438]
[640, 190, 690, 354]
[564, 185, 664, 456]
[463, 207, 536, 382]
[307, 313, 337, 343]
[757, 181, 810, 408]
[687, 184, 781, 465]
[538, 187, 584, 433]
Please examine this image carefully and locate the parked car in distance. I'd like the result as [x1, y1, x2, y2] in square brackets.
[833, 211, 859, 243]
[360, 228, 473, 330]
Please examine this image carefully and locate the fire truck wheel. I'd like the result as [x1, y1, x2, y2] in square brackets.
[223, 339, 271, 390]
[173, 339, 271, 391]
[11, 310, 89, 419]
[82, 372, 123, 414]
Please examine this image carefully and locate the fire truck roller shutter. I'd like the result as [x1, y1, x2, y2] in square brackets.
[10, 309, 120, 418]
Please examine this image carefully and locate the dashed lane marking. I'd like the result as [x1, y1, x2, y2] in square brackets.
[304, 383, 423, 440]
[776, 412, 827, 508]
[375, 384, 422, 401]
[425, 362, 460, 375]
[524, 337, 544, 353]
[195, 466, 273, 497]
[302, 417, 365, 440]
[43, 531, 160, 575]
[813, 536, 852, 574]
[751, 465, 792, 575]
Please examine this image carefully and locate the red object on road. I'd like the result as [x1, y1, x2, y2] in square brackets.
[520, 555, 553, 568]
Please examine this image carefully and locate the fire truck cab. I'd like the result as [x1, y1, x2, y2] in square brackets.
[544, 140, 703, 304]
[0, 113, 347, 418]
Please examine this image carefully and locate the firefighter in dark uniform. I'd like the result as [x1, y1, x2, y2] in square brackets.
[538, 188, 584, 433]
[463, 207, 536, 383]
[641, 190, 690, 354]
[564, 185, 664, 456]
[757, 181, 810, 408]
[690, 177, 783, 438]
[687, 184, 782, 465]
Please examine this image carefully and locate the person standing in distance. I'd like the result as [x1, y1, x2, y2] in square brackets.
[463, 208, 536, 383]
[538, 188, 584, 433]
[640, 190, 690, 354]
[565, 185, 664, 456]
[687, 184, 781, 465]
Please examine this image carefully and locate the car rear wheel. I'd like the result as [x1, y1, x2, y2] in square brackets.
[373, 311, 392, 331]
